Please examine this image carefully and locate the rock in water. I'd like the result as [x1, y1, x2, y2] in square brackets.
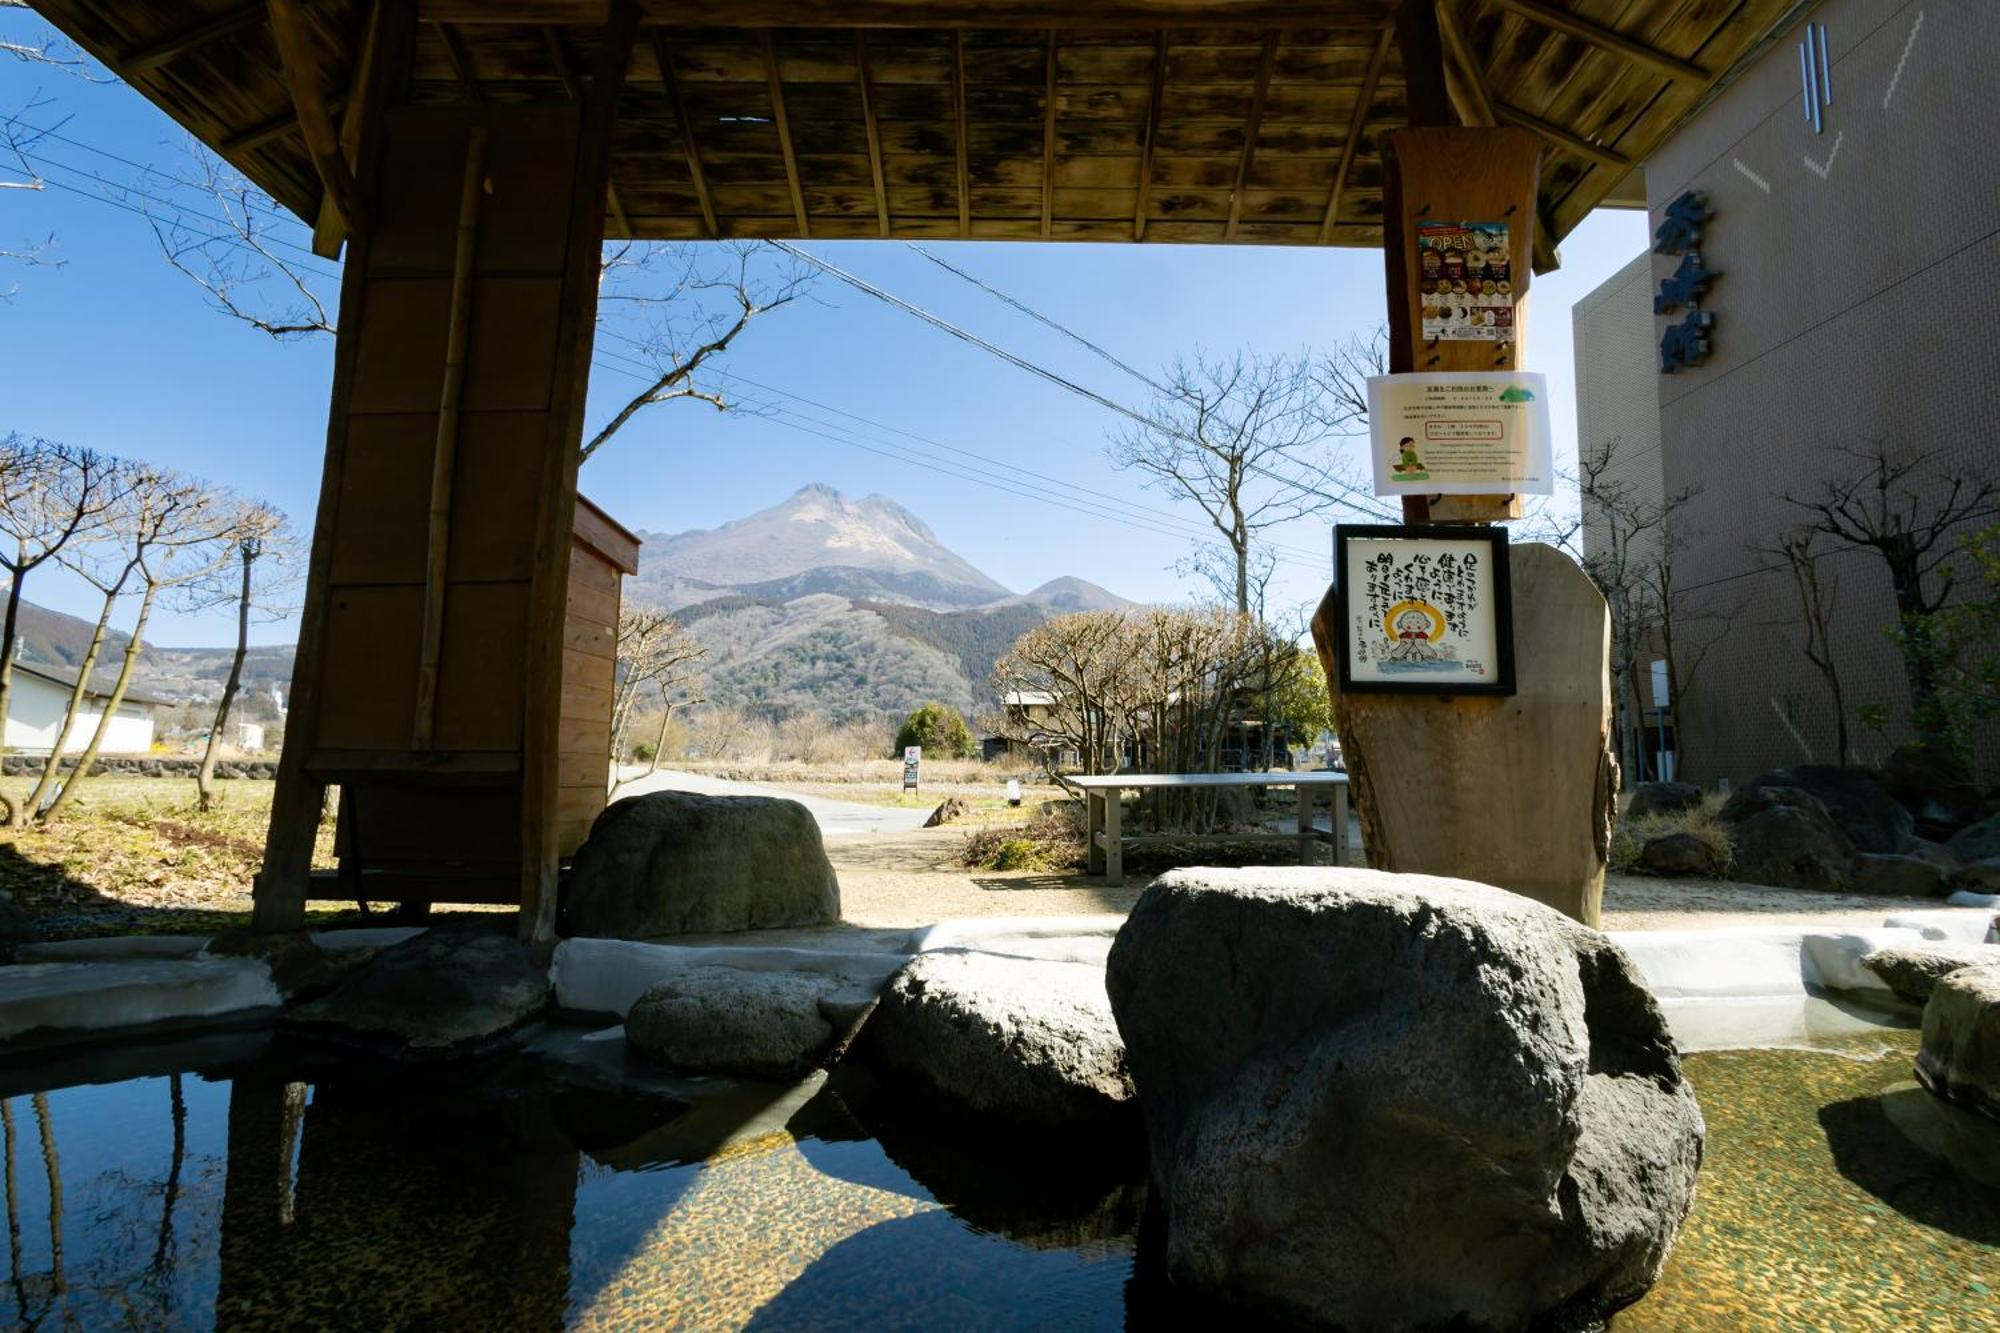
[564, 792, 841, 938]
[1918, 968, 2000, 1122]
[1105, 867, 1703, 1331]
[1861, 943, 2000, 1006]
[284, 930, 550, 1059]
[626, 965, 871, 1081]
[860, 952, 1135, 1128]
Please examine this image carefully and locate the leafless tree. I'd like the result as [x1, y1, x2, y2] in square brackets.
[1111, 350, 1365, 616]
[143, 154, 811, 462]
[1785, 440, 2000, 744]
[39, 471, 230, 823]
[1755, 527, 1851, 765]
[992, 610, 1136, 778]
[0, 436, 115, 822]
[609, 606, 706, 781]
[191, 500, 297, 810]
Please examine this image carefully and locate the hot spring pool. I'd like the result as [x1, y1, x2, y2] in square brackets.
[0, 1028, 1993, 1330]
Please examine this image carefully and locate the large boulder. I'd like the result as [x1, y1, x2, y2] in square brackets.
[1847, 852, 1949, 899]
[1718, 785, 1853, 891]
[1106, 867, 1703, 1331]
[1952, 859, 2000, 894]
[284, 929, 550, 1059]
[1623, 781, 1702, 822]
[1880, 745, 1984, 841]
[859, 951, 1135, 1129]
[1917, 968, 2000, 1121]
[1637, 830, 1724, 878]
[624, 965, 877, 1081]
[563, 792, 840, 938]
[1747, 766, 1912, 853]
[1949, 814, 2000, 867]
[1861, 943, 2000, 1006]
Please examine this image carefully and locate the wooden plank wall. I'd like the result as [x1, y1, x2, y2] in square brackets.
[556, 542, 620, 855]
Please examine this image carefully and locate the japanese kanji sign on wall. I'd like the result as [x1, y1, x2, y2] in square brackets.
[1333, 525, 1516, 696]
[1365, 372, 1555, 496]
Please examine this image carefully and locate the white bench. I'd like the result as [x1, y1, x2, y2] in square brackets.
[1069, 770, 1351, 887]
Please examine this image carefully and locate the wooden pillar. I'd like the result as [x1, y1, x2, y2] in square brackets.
[1322, 1, 1616, 924]
[253, 1, 637, 941]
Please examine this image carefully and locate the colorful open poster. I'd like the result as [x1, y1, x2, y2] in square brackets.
[1365, 372, 1555, 496]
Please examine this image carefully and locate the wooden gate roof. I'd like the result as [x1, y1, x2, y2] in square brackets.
[35, 1, 1802, 253]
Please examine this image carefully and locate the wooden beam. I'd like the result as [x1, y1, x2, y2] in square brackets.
[760, 30, 809, 236]
[1040, 30, 1057, 240]
[219, 92, 347, 155]
[1318, 18, 1391, 242]
[1224, 29, 1279, 241]
[519, 0, 641, 944]
[267, 0, 365, 249]
[1396, 0, 1452, 129]
[413, 125, 490, 751]
[419, 2, 1400, 30]
[856, 32, 890, 236]
[1434, 0, 1497, 127]
[546, 25, 631, 237]
[1493, 100, 1632, 169]
[434, 20, 483, 101]
[1132, 30, 1167, 241]
[1482, 0, 1706, 86]
[313, 0, 386, 257]
[952, 29, 970, 238]
[121, 2, 266, 75]
[653, 33, 719, 237]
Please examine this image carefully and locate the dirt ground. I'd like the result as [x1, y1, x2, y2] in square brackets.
[829, 824, 1955, 933]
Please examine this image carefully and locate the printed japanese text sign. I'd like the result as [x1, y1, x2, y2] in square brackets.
[1333, 525, 1515, 697]
[1365, 372, 1554, 496]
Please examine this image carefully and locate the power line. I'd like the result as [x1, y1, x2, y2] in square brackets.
[770, 240, 1397, 522]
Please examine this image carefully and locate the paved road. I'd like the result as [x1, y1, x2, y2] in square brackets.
[611, 767, 933, 838]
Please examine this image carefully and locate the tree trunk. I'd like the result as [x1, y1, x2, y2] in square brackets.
[0, 569, 26, 823]
[647, 703, 675, 775]
[41, 583, 157, 823]
[17, 581, 127, 826]
[1882, 534, 1942, 739]
[196, 546, 256, 812]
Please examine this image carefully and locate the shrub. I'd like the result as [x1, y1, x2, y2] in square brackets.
[959, 802, 1086, 872]
[1609, 791, 1734, 877]
[895, 702, 977, 761]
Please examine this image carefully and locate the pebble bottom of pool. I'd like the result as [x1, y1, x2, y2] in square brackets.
[0, 1030, 1994, 1331]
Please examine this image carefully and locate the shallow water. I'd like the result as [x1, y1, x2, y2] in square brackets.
[0, 1030, 1993, 1330]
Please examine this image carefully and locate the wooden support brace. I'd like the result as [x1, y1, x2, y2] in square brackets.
[121, 1, 266, 74]
[412, 125, 490, 751]
[1040, 29, 1057, 240]
[760, 29, 808, 236]
[952, 29, 970, 238]
[268, 0, 366, 255]
[1131, 30, 1167, 241]
[312, 0, 386, 259]
[1319, 17, 1391, 242]
[1224, 30, 1279, 240]
[654, 33, 718, 238]
[1483, 0, 1705, 86]
[856, 32, 890, 237]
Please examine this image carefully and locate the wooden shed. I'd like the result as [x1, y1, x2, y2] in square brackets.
[322, 495, 639, 907]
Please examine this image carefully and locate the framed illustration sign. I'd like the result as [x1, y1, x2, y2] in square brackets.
[1333, 525, 1515, 697]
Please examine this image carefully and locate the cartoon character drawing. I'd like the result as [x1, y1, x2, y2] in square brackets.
[1380, 599, 1455, 667]
[1389, 436, 1429, 482]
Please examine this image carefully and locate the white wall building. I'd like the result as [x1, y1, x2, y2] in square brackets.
[4, 662, 161, 755]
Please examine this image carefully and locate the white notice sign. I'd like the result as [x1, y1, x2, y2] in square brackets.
[1366, 372, 1554, 496]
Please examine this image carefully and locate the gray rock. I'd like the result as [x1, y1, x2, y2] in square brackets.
[1903, 838, 1961, 873]
[284, 930, 549, 1059]
[625, 965, 872, 1080]
[1848, 852, 1949, 899]
[860, 951, 1135, 1128]
[1952, 858, 2000, 894]
[1718, 785, 1853, 891]
[1917, 968, 2000, 1122]
[1638, 830, 1724, 878]
[1105, 866, 1703, 1332]
[1861, 943, 2000, 1005]
[1950, 817, 2000, 868]
[1881, 745, 1984, 841]
[1624, 781, 1702, 822]
[564, 792, 840, 939]
[1747, 766, 1912, 854]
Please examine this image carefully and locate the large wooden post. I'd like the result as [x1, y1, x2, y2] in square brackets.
[253, 1, 637, 941]
[1324, 0, 1617, 924]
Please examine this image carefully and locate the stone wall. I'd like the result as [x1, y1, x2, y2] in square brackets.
[0, 755, 279, 780]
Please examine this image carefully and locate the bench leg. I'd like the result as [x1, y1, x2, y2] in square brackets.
[1296, 782, 1314, 866]
[1086, 790, 1105, 875]
[1104, 790, 1124, 886]
[1335, 784, 1350, 865]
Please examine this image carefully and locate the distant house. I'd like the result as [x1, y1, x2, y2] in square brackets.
[3, 662, 162, 756]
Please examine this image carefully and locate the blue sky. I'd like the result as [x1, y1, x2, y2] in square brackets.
[2, 14, 1647, 647]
